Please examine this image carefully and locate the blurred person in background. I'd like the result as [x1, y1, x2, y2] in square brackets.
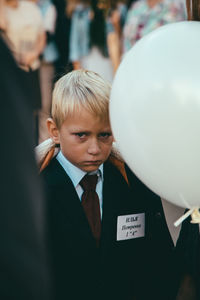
[53, 0, 73, 80]
[37, 0, 59, 143]
[68, 0, 92, 70]
[107, 0, 128, 61]
[2, 0, 46, 145]
[68, 0, 121, 82]
[0, 1, 52, 298]
[122, 0, 186, 54]
[110, 0, 128, 31]
[83, 0, 117, 82]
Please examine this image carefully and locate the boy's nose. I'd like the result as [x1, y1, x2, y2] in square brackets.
[87, 139, 101, 155]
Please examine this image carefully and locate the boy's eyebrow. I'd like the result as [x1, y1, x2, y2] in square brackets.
[70, 129, 92, 134]
[72, 130, 91, 133]
[70, 125, 112, 132]
[71, 128, 90, 132]
[71, 129, 112, 134]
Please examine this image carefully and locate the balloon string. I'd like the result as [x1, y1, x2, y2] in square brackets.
[174, 207, 200, 227]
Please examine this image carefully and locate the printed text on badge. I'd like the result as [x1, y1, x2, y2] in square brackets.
[117, 213, 145, 241]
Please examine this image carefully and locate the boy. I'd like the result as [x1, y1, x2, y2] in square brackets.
[39, 69, 178, 300]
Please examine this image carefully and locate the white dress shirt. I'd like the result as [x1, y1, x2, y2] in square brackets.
[56, 151, 104, 217]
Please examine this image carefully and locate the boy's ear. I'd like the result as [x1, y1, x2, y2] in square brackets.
[46, 118, 60, 144]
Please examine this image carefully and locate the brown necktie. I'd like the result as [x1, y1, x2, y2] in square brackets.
[79, 174, 101, 246]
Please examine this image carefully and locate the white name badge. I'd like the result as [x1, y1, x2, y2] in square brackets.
[117, 213, 145, 241]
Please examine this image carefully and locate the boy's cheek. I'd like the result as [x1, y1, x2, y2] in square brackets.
[105, 136, 114, 145]
[106, 144, 113, 156]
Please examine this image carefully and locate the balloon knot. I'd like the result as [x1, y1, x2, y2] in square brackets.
[190, 208, 200, 224]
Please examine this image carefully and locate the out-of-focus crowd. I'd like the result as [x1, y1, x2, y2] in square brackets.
[0, 0, 186, 145]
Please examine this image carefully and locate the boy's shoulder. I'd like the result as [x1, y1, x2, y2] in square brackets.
[40, 156, 68, 187]
[124, 163, 163, 211]
[106, 155, 158, 199]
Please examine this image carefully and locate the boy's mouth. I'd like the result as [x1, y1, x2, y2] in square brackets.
[84, 160, 102, 165]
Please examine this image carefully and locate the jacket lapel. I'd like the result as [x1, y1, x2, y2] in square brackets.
[101, 161, 128, 246]
[50, 158, 97, 249]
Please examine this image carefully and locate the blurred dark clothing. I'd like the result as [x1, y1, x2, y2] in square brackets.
[127, 0, 139, 9]
[0, 36, 52, 300]
[27, 68, 42, 111]
[53, 0, 73, 80]
[175, 214, 200, 300]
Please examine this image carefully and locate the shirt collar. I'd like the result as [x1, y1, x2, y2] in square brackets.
[56, 150, 103, 188]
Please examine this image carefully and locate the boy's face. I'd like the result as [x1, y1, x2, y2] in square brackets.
[48, 108, 113, 172]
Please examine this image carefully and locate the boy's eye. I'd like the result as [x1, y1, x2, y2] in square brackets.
[74, 132, 86, 138]
[98, 132, 112, 139]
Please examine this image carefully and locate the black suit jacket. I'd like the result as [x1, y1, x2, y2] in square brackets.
[175, 215, 200, 300]
[41, 157, 178, 300]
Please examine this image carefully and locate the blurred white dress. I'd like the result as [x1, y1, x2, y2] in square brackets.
[81, 46, 113, 83]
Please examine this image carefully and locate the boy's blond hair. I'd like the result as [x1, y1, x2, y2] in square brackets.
[52, 69, 111, 129]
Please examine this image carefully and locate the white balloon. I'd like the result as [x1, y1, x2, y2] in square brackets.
[110, 21, 200, 209]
